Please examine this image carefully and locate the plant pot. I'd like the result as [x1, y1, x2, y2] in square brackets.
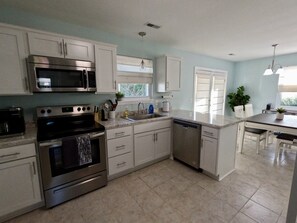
[276, 112, 284, 120]
[116, 97, 123, 101]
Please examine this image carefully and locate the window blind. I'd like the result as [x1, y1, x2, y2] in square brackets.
[117, 55, 153, 84]
[278, 66, 297, 92]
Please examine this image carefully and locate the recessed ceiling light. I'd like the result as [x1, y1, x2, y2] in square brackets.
[145, 22, 161, 29]
[228, 53, 235, 56]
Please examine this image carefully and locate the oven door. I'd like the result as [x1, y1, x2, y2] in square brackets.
[38, 132, 106, 190]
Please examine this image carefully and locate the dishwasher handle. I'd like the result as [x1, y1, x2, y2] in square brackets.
[173, 120, 200, 129]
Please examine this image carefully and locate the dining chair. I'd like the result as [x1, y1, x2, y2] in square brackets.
[235, 104, 268, 154]
[275, 133, 297, 158]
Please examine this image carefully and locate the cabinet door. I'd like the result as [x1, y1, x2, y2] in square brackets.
[0, 157, 42, 217]
[28, 32, 64, 58]
[134, 131, 155, 166]
[95, 44, 117, 93]
[166, 56, 181, 91]
[200, 136, 217, 175]
[155, 128, 171, 159]
[64, 38, 94, 61]
[0, 27, 29, 95]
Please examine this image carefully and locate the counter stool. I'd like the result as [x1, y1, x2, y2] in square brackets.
[275, 133, 297, 159]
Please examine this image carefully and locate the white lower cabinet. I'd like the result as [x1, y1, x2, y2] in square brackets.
[134, 120, 171, 167]
[134, 132, 155, 166]
[108, 152, 133, 176]
[200, 136, 218, 175]
[155, 128, 171, 159]
[0, 143, 43, 222]
[200, 124, 238, 180]
[106, 126, 134, 178]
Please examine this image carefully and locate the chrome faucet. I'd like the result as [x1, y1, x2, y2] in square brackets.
[138, 102, 145, 114]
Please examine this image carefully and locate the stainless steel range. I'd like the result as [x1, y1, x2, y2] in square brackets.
[36, 105, 107, 208]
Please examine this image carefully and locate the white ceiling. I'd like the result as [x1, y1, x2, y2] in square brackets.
[2, 0, 297, 61]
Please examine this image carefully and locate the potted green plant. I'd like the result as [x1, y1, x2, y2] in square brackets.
[227, 86, 251, 112]
[115, 91, 124, 101]
[276, 107, 286, 120]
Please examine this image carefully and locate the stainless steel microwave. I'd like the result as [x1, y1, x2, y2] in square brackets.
[27, 55, 96, 93]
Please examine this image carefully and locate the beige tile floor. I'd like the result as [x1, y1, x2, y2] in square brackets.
[7, 140, 296, 223]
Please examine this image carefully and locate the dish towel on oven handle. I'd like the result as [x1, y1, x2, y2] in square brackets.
[76, 135, 92, 165]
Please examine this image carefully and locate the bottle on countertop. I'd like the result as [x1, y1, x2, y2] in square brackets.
[124, 108, 129, 118]
[148, 104, 154, 114]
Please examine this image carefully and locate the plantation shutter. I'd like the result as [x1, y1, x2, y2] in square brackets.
[194, 67, 227, 115]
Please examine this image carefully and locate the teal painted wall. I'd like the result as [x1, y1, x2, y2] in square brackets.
[0, 7, 235, 121]
[234, 53, 297, 114]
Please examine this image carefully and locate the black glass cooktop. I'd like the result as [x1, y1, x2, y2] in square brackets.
[37, 114, 105, 141]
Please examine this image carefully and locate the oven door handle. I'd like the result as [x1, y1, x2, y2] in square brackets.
[39, 132, 104, 147]
[89, 132, 105, 139]
[39, 140, 62, 147]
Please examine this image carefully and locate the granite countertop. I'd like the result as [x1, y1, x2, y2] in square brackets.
[0, 110, 240, 148]
[0, 125, 37, 149]
[99, 110, 240, 129]
[170, 110, 241, 128]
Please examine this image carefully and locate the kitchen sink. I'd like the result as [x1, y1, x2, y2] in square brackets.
[122, 113, 165, 121]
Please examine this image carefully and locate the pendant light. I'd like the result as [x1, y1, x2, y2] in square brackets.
[138, 31, 146, 69]
[263, 44, 284, 76]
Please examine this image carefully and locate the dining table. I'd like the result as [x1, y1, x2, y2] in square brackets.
[238, 113, 297, 222]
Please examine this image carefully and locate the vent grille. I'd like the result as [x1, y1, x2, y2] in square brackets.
[145, 22, 161, 29]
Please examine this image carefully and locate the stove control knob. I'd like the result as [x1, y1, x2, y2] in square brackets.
[87, 106, 91, 111]
[77, 107, 81, 112]
[47, 109, 52, 114]
[82, 107, 86, 111]
[40, 109, 45, 114]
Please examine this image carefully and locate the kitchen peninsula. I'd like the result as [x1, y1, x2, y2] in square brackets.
[99, 110, 241, 181]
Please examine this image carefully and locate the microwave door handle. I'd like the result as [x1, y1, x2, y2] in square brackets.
[83, 70, 87, 89]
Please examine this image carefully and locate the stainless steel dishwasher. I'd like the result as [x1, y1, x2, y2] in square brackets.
[173, 119, 201, 169]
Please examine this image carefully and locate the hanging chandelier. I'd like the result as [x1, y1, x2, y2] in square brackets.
[263, 44, 284, 76]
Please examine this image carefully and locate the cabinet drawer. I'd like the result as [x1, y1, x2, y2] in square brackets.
[202, 126, 219, 139]
[134, 119, 171, 134]
[107, 136, 132, 158]
[106, 126, 132, 140]
[0, 143, 36, 164]
[108, 152, 133, 176]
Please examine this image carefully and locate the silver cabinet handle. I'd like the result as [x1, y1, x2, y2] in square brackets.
[156, 133, 158, 141]
[115, 132, 125, 137]
[115, 145, 126, 151]
[203, 131, 214, 136]
[59, 42, 63, 55]
[166, 82, 169, 90]
[153, 133, 156, 142]
[0, 152, 20, 158]
[114, 81, 117, 90]
[32, 161, 36, 175]
[116, 161, 126, 168]
[64, 42, 68, 55]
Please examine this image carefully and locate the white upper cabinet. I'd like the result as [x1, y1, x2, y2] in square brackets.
[28, 32, 94, 61]
[95, 44, 117, 93]
[0, 27, 30, 95]
[156, 56, 181, 92]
